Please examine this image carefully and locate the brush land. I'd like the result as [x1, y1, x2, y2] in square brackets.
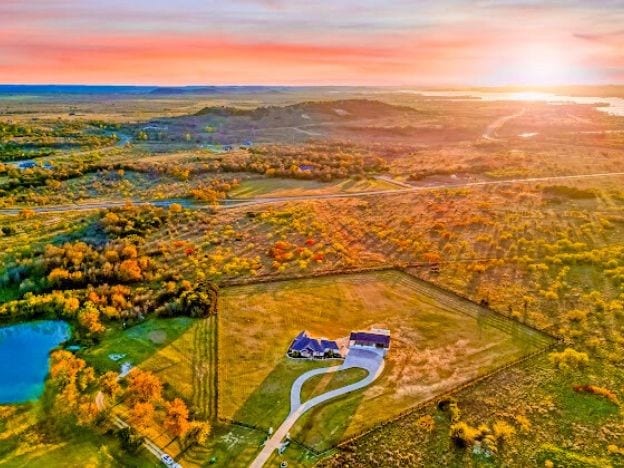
[1, 86, 624, 467]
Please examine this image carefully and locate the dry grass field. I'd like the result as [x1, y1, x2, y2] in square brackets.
[218, 270, 552, 451]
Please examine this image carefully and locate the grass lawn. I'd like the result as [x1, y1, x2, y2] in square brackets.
[180, 424, 278, 468]
[220, 356, 337, 430]
[228, 177, 398, 199]
[80, 317, 194, 373]
[300, 367, 369, 403]
[141, 316, 216, 419]
[0, 405, 155, 468]
[218, 270, 554, 451]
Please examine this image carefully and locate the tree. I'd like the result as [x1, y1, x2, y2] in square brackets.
[77, 399, 100, 426]
[118, 259, 142, 282]
[422, 251, 441, 264]
[126, 369, 162, 403]
[48, 267, 70, 285]
[164, 398, 190, 437]
[99, 371, 121, 399]
[118, 427, 144, 453]
[169, 203, 183, 214]
[184, 421, 212, 447]
[120, 244, 138, 259]
[78, 303, 105, 336]
[130, 401, 154, 428]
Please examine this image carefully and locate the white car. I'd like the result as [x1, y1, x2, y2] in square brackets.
[161, 454, 175, 466]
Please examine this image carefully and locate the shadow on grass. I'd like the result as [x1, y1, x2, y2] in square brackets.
[227, 357, 370, 454]
[290, 380, 367, 452]
[181, 424, 267, 467]
[228, 358, 336, 431]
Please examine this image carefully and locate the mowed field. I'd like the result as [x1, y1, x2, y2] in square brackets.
[228, 176, 400, 199]
[218, 270, 553, 450]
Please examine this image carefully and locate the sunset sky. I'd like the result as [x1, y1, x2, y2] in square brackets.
[1, 0, 623, 86]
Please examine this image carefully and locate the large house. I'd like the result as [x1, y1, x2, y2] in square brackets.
[287, 331, 341, 359]
[349, 328, 391, 356]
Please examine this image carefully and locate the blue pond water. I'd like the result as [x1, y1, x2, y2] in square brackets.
[0, 320, 70, 404]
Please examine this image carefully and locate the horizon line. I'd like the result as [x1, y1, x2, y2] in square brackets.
[0, 83, 622, 89]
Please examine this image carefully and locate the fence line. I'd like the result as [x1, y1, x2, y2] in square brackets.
[331, 341, 557, 453]
[218, 264, 560, 342]
[399, 267, 561, 342]
[211, 265, 562, 458]
[218, 264, 397, 288]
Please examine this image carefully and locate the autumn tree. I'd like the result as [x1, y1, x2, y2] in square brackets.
[99, 371, 121, 400]
[78, 303, 105, 336]
[118, 259, 142, 282]
[77, 399, 101, 426]
[126, 368, 162, 403]
[130, 401, 155, 428]
[45, 350, 97, 429]
[164, 398, 190, 437]
[549, 348, 589, 372]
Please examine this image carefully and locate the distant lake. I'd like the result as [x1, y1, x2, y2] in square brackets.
[0, 320, 70, 404]
[401, 90, 624, 117]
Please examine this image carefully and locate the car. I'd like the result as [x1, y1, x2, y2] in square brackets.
[161, 454, 175, 466]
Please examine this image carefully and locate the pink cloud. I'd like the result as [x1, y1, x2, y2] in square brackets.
[0, 2, 622, 85]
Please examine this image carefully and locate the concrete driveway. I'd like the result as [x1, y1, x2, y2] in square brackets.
[250, 347, 385, 468]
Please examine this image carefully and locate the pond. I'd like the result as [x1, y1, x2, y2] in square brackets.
[0, 320, 70, 404]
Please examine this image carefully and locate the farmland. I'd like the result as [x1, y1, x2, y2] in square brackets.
[218, 271, 552, 451]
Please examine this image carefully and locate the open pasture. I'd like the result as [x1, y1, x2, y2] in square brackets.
[218, 270, 553, 451]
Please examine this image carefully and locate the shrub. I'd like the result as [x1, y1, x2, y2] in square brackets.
[492, 420, 515, 445]
[549, 348, 589, 372]
[450, 422, 479, 448]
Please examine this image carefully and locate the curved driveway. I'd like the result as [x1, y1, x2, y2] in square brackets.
[250, 348, 385, 468]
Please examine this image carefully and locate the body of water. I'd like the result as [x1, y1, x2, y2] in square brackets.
[0, 320, 70, 404]
[403, 90, 624, 117]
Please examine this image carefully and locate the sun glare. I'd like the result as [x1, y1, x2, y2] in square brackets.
[509, 45, 573, 86]
[509, 91, 556, 101]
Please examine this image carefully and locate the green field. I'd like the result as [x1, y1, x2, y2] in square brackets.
[80, 317, 194, 373]
[141, 316, 216, 419]
[218, 271, 553, 451]
[228, 177, 399, 199]
[0, 405, 155, 468]
[300, 367, 369, 403]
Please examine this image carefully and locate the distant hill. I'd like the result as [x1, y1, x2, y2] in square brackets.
[0, 85, 303, 97]
[149, 86, 294, 96]
[193, 99, 422, 119]
[0, 85, 156, 95]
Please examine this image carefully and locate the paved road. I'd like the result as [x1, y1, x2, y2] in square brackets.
[5, 170, 624, 217]
[250, 348, 385, 468]
[222, 170, 624, 209]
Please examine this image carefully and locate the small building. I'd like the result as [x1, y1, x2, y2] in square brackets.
[287, 331, 341, 359]
[349, 328, 391, 356]
[17, 160, 36, 169]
